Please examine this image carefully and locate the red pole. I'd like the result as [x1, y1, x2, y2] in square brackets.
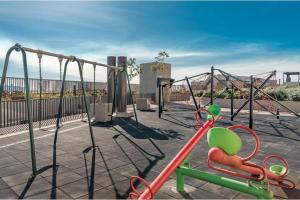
[134, 118, 216, 200]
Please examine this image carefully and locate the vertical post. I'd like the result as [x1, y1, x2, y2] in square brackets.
[117, 56, 127, 112]
[230, 83, 234, 121]
[79, 60, 85, 121]
[125, 71, 139, 127]
[37, 52, 42, 129]
[210, 66, 214, 105]
[58, 56, 63, 81]
[158, 79, 162, 118]
[185, 77, 201, 118]
[249, 76, 254, 129]
[176, 169, 185, 192]
[161, 85, 164, 110]
[276, 109, 280, 120]
[93, 64, 96, 118]
[107, 56, 116, 105]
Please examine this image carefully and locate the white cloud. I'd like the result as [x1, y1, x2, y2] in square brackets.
[1, 36, 300, 84]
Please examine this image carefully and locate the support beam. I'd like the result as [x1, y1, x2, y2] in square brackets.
[210, 66, 214, 105]
[185, 77, 201, 118]
[249, 76, 254, 129]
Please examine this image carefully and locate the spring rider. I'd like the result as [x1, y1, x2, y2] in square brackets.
[207, 125, 295, 189]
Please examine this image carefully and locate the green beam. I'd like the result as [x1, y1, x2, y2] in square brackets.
[176, 166, 273, 199]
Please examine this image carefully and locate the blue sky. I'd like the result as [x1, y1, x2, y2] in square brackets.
[0, 1, 300, 82]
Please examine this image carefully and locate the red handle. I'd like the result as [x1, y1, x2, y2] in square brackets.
[228, 125, 260, 161]
[207, 158, 266, 181]
[130, 176, 153, 200]
[263, 155, 289, 177]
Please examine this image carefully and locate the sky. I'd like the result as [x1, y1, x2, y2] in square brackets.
[0, 1, 300, 83]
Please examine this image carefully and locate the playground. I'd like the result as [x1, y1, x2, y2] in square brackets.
[0, 43, 299, 200]
[0, 104, 299, 199]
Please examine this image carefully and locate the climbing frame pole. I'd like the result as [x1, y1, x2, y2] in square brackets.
[249, 76, 254, 129]
[210, 66, 214, 105]
[0, 44, 37, 175]
[185, 76, 201, 118]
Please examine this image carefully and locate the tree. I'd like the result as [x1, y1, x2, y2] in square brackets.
[151, 51, 170, 72]
[127, 57, 142, 81]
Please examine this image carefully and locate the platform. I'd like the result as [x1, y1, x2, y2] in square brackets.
[0, 105, 299, 199]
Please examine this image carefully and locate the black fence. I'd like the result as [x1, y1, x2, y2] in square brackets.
[0, 96, 93, 134]
[0, 76, 107, 94]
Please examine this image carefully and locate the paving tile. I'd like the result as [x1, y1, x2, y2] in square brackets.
[11, 178, 53, 198]
[2, 171, 41, 188]
[79, 188, 117, 199]
[25, 188, 72, 199]
[0, 188, 18, 199]
[59, 178, 103, 199]
[44, 171, 83, 187]
[93, 171, 129, 187]
[0, 163, 31, 177]
[0, 178, 10, 190]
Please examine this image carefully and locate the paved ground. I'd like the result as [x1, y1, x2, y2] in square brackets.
[0, 104, 299, 199]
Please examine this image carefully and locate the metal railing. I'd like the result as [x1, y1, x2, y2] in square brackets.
[0, 76, 107, 94]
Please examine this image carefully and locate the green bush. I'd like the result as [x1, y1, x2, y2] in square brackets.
[189, 85, 300, 101]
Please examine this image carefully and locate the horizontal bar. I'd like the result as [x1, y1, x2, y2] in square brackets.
[172, 72, 210, 84]
[23, 46, 122, 70]
[177, 166, 273, 199]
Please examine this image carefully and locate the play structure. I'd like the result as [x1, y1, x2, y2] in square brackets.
[0, 43, 137, 182]
[130, 104, 295, 199]
[158, 66, 300, 128]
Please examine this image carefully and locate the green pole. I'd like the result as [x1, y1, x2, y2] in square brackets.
[0, 44, 37, 175]
[177, 166, 273, 199]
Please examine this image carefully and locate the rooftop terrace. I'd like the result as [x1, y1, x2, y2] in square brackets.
[0, 105, 299, 199]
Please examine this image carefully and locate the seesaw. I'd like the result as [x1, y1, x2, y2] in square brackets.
[129, 104, 295, 199]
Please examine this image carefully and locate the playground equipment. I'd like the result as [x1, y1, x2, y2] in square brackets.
[10, 45, 138, 128]
[0, 44, 44, 176]
[131, 104, 295, 199]
[129, 104, 221, 199]
[157, 72, 210, 118]
[210, 67, 300, 128]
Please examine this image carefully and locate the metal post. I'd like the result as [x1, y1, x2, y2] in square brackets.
[231, 84, 234, 121]
[58, 56, 63, 81]
[158, 81, 162, 118]
[185, 77, 201, 118]
[125, 71, 139, 127]
[117, 56, 127, 112]
[231, 71, 276, 119]
[210, 66, 214, 105]
[37, 51, 43, 129]
[93, 64, 96, 118]
[276, 109, 280, 120]
[0, 44, 37, 175]
[54, 57, 96, 149]
[249, 76, 254, 129]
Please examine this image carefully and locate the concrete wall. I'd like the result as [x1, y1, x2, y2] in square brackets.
[139, 62, 171, 103]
